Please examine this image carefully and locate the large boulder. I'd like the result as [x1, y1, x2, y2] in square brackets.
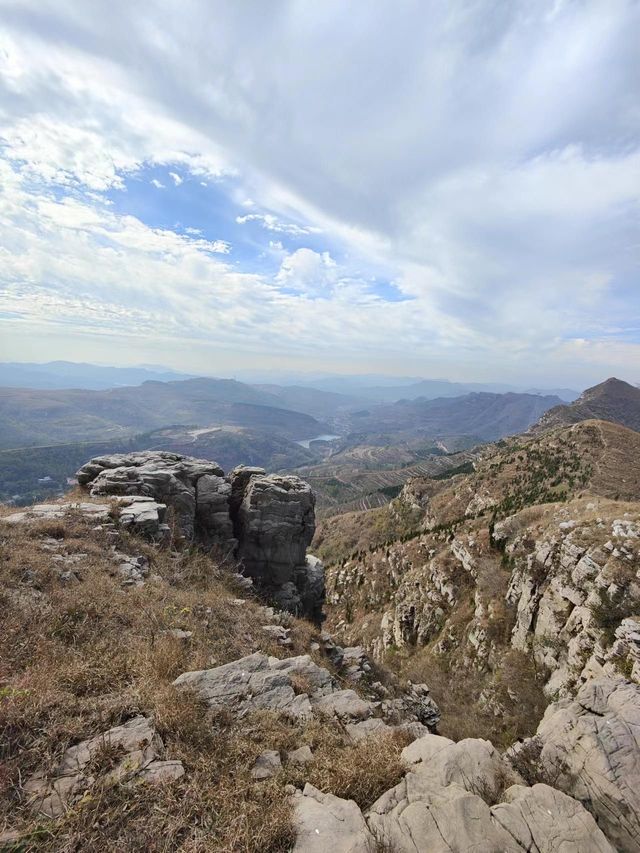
[401, 733, 521, 802]
[366, 774, 614, 852]
[82, 452, 221, 541]
[235, 473, 315, 582]
[492, 784, 615, 853]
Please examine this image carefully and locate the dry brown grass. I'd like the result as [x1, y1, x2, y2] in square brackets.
[402, 646, 546, 749]
[287, 727, 409, 809]
[0, 510, 335, 851]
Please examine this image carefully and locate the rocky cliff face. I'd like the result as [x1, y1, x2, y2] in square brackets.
[320, 418, 640, 850]
[75, 451, 323, 618]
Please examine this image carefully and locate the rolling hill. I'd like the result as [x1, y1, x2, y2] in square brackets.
[0, 378, 328, 449]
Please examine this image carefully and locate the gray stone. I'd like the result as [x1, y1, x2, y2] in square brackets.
[367, 777, 522, 852]
[251, 750, 281, 780]
[292, 783, 376, 853]
[235, 473, 315, 587]
[492, 784, 615, 853]
[76, 451, 323, 618]
[24, 716, 183, 818]
[172, 652, 332, 721]
[533, 676, 640, 853]
[287, 745, 314, 766]
[311, 689, 374, 722]
[346, 718, 393, 743]
[195, 473, 236, 553]
[401, 733, 521, 801]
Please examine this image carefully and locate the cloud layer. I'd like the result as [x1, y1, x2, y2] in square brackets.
[0, 0, 638, 384]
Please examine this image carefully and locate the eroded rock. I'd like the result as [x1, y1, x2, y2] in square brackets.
[292, 783, 376, 853]
[531, 676, 640, 853]
[24, 716, 183, 818]
[74, 451, 324, 618]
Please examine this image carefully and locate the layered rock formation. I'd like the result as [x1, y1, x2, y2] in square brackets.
[508, 676, 640, 853]
[292, 729, 617, 853]
[75, 451, 323, 618]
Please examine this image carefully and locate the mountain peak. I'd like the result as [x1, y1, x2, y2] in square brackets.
[535, 377, 640, 433]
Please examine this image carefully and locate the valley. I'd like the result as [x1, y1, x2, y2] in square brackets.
[0, 370, 571, 509]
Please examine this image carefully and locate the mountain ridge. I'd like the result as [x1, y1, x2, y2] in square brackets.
[534, 376, 640, 433]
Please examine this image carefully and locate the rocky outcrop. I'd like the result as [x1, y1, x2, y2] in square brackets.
[25, 716, 183, 819]
[510, 676, 640, 853]
[173, 649, 441, 734]
[292, 784, 376, 853]
[494, 503, 640, 696]
[74, 452, 323, 618]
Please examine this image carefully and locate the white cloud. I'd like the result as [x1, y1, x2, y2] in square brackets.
[169, 171, 183, 186]
[236, 213, 322, 237]
[276, 248, 337, 296]
[150, 178, 165, 189]
[0, 1, 638, 384]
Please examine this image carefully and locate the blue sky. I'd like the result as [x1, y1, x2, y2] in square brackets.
[0, 0, 638, 386]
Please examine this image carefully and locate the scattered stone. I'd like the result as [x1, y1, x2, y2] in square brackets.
[160, 628, 193, 642]
[251, 750, 281, 780]
[287, 745, 314, 766]
[262, 625, 292, 646]
[346, 718, 392, 743]
[24, 716, 183, 818]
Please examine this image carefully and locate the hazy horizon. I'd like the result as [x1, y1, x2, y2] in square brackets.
[2, 357, 635, 394]
[0, 1, 638, 387]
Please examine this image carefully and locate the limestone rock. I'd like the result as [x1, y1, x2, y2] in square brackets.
[287, 745, 314, 766]
[346, 718, 393, 743]
[367, 777, 522, 852]
[311, 689, 373, 722]
[235, 473, 315, 589]
[174, 653, 329, 721]
[292, 783, 376, 853]
[402, 733, 521, 801]
[195, 473, 236, 552]
[24, 716, 183, 818]
[492, 784, 615, 853]
[75, 451, 324, 618]
[533, 676, 640, 853]
[3, 502, 112, 525]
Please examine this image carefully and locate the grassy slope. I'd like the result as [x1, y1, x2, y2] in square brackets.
[0, 507, 406, 851]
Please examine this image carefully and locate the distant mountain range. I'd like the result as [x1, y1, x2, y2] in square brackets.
[534, 377, 640, 433]
[285, 375, 580, 403]
[0, 361, 196, 390]
[0, 361, 580, 402]
[0, 378, 328, 450]
[347, 391, 563, 442]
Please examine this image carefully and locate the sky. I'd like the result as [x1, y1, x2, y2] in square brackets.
[0, 0, 638, 387]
